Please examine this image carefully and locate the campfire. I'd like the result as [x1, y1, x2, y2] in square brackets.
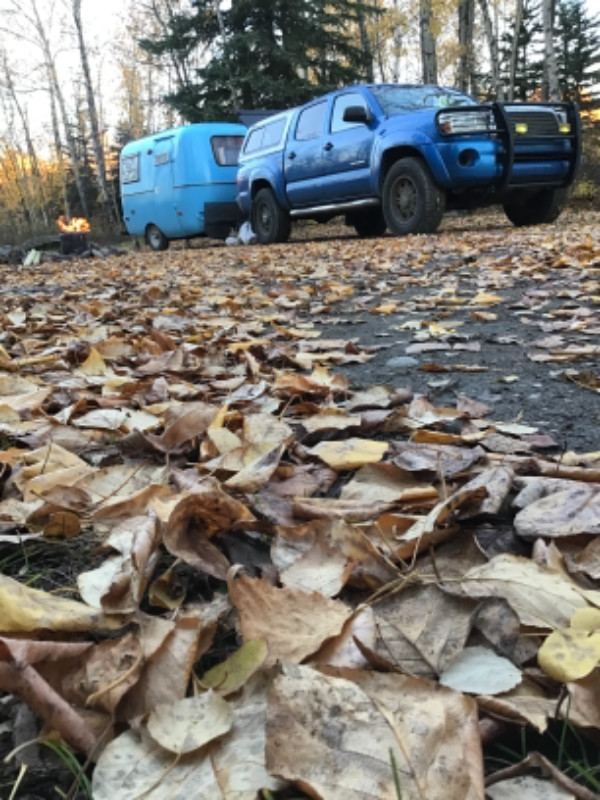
[57, 216, 90, 255]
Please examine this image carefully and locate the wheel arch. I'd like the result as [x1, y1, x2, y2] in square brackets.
[250, 178, 275, 199]
[380, 147, 428, 193]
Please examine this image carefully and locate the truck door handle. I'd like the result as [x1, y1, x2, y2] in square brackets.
[288, 151, 296, 160]
[324, 142, 334, 151]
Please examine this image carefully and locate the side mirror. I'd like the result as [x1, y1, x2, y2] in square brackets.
[342, 105, 371, 125]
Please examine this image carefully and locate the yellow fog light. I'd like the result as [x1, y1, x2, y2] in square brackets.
[559, 123, 571, 133]
[515, 123, 528, 134]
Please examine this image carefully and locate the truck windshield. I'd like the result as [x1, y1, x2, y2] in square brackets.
[211, 135, 245, 166]
[370, 86, 475, 115]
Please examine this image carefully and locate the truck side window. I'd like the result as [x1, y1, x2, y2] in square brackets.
[262, 119, 286, 148]
[245, 128, 265, 154]
[211, 135, 244, 165]
[295, 102, 327, 141]
[331, 93, 369, 133]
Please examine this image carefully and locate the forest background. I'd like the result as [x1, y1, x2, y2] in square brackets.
[0, 0, 599, 245]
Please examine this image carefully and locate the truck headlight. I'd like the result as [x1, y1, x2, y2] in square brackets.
[437, 110, 496, 135]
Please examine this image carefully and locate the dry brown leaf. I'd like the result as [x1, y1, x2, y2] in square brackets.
[461, 554, 600, 629]
[228, 572, 351, 666]
[119, 612, 207, 720]
[340, 462, 438, 505]
[163, 480, 254, 579]
[371, 584, 476, 678]
[515, 485, 600, 538]
[266, 664, 484, 800]
[77, 515, 160, 613]
[147, 691, 233, 754]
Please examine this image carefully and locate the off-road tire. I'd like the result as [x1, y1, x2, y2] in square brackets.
[348, 208, 387, 238]
[146, 224, 169, 251]
[503, 188, 567, 227]
[251, 188, 291, 244]
[382, 157, 445, 236]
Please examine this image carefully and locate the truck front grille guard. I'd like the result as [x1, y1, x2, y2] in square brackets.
[490, 101, 582, 193]
[436, 101, 582, 193]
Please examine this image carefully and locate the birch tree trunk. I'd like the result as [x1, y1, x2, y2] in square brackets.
[26, 0, 89, 218]
[1, 53, 49, 225]
[357, 5, 374, 82]
[542, 0, 560, 100]
[71, 0, 119, 223]
[419, 0, 437, 84]
[508, 0, 523, 102]
[0, 94, 35, 231]
[390, 0, 402, 82]
[477, 0, 502, 99]
[48, 79, 71, 220]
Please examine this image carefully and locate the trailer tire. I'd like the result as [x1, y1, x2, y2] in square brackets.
[382, 157, 445, 236]
[146, 224, 169, 251]
[503, 188, 567, 227]
[251, 188, 291, 244]
[348, 208, 387, 238]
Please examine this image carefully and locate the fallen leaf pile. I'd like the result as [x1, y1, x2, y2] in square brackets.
[0, 213, 600, 798]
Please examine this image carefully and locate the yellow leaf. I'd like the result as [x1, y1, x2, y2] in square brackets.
[0, 574, 122, 633]
[538, 628, 600, 682]
[471, 291, 503, 306]
[370, 303, 397, 315]
[198, 639, 269, 695]
[309, 438, 389, 470]
[78, 347, 111, 376]
[470, 311, 498, 322]
[228, 340, 270, 353]
[570, 607, 600, 631]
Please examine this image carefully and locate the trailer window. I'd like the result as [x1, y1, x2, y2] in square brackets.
[121, 153, 140, 183]
[211, 136, 244, 166]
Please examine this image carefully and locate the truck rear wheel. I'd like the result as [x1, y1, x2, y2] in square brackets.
[348, 209, 387, 238]
[251, 188, 291, 244]
[382, 157, 445, 235]
[146, 224, 169, 251]
[503, 188, 567, 227]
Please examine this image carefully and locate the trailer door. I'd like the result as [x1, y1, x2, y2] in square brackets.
[152, 137, 183, 237]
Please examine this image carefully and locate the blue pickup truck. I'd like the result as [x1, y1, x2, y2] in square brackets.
[236, 84, 581, 243]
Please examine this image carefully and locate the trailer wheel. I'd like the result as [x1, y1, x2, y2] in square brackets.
[251, 188, 291, 244]
[146, 224, 169, 251]
[382, 157, 445, 235]
[503, 188, 567, 227]
[348, 208, 387, 238]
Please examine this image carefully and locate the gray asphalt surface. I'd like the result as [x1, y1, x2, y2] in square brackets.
[288, 209, 600, 454]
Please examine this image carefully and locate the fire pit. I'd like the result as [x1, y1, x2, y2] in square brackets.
[57, 216, 90, 255]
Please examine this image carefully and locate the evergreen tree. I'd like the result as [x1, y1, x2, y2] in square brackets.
[498, 0, 543, 101]
[140, 0, 375, 122]
[555, 0, 600, 107]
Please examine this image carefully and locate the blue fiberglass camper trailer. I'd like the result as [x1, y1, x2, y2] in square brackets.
[120, 123, 246, 250]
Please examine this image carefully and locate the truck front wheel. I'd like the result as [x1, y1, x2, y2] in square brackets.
[146, 224, 169, 251]
[382, 157, 445, 236]
[503, 188, 567, 227]
[251, 188, 291, 244]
